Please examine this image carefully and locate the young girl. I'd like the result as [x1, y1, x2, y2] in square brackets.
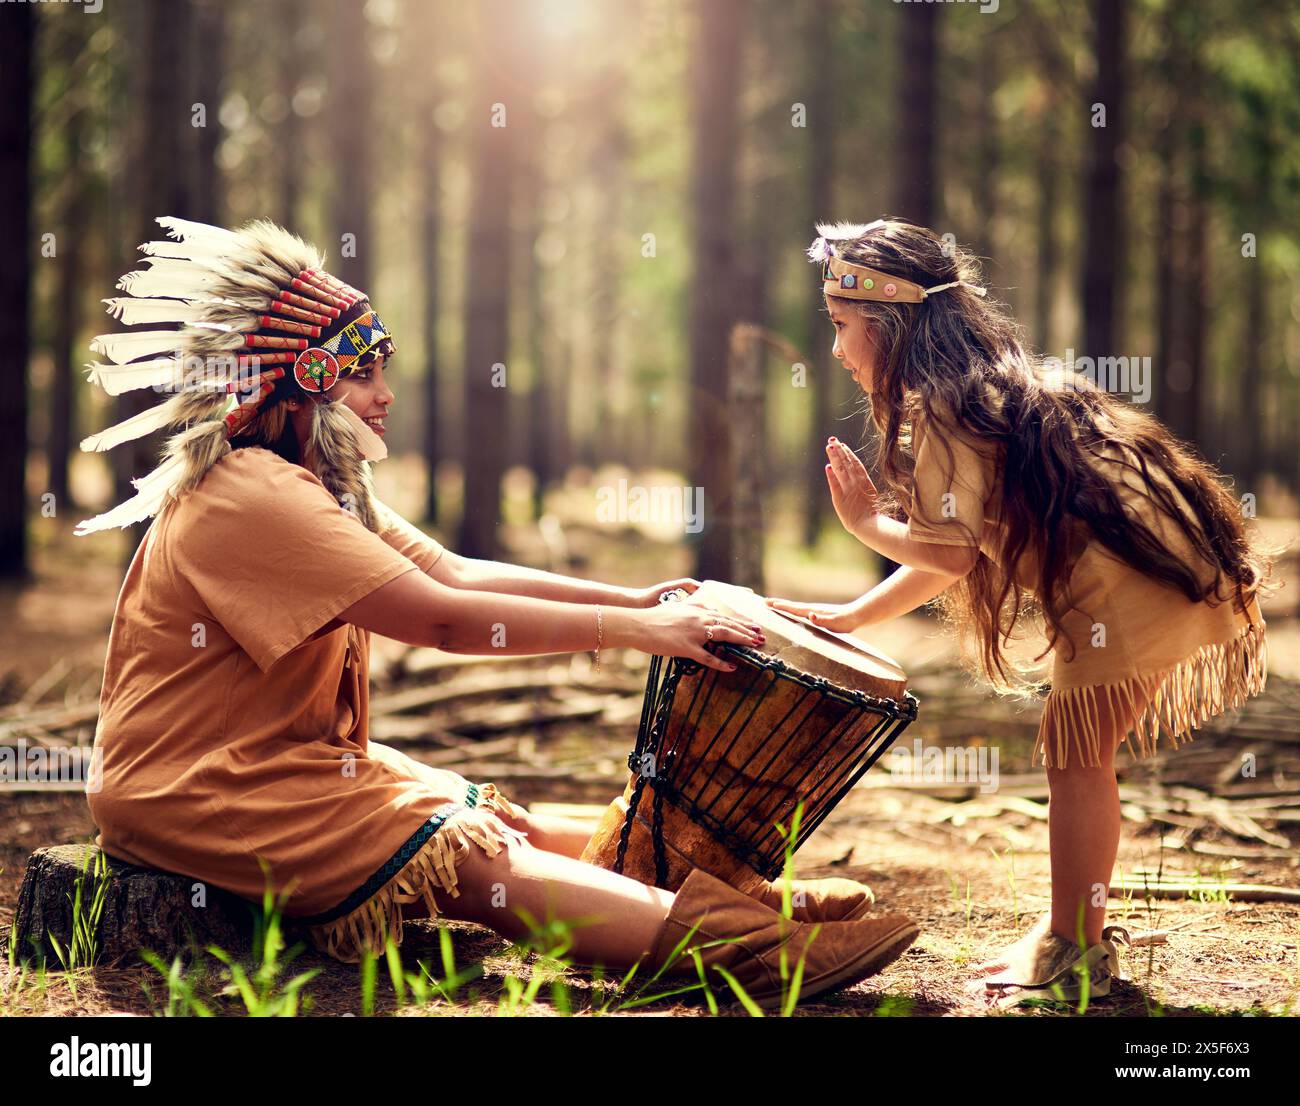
[769, 218, 1272, 998]
[76, 216, 919, 1007]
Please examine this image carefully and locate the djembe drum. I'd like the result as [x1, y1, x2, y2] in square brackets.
[581, 581, 918, 893]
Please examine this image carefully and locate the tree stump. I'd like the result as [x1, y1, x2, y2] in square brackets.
[12, 844, 257, 967]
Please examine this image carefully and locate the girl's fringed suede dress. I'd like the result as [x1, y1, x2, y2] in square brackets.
[87, 446, 529, 963]
[904, 416, 1268, 769]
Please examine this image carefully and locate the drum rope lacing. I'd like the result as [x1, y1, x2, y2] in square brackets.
[613, 641, 920, 885]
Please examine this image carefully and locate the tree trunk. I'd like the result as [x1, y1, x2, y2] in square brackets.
[519, 76, 553, 520]
[1235, 90, 1271, 491]
[458, 0, 518, 559]
[275, 0, 306, 227]
[687, 0, 747, 582]
[892, 4, 938, 226]
[421, 82, 443, 525]
[802, 0, 833, 550]
[328, 0, 373, 292]
[1151, 20, 1180, 425]
[1033, 105, 1058, 356]
[1081, 0, 1125, 362]
[1183, 111, 1209, 450]
[972, 29, 1001, 274]
[729, 326, 765, 593]
[115, 0, 194, 562]
[14, 844, 254, 967]
[191, 0, 225, 224]
[50, 30, 88, 516]
[590, 79, 626, 469]
[882, 1, 941, 580]
[1240, 245, 1265, 491]
[0, 0, 33, 578]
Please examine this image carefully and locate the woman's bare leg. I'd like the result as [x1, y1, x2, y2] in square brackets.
[493, 807, 594, 860]
[407, 836, 673, 967]
[365, 742, 597, 859]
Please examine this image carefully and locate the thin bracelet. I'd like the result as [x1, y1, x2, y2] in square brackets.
[593, 605, 604, 671]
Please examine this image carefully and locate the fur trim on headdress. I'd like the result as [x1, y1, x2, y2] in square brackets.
[307, 400, 380, 532]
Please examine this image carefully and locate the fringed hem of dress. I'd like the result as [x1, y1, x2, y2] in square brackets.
[297, 781, 528, 964]
[1034, 617, 1268, 770]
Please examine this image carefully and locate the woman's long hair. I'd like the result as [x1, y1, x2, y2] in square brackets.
[812, 218, 1281, 693]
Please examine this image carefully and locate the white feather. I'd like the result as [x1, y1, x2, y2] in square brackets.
[138, 257, 224, 285]
[139, 237, 235, 257]
[814, 219, 887, 241]
[138, 239, 201, 258]
[79, 400, 177, 453]
[73, 453, 186, 536]
[85, 357, 183, 396]
[156, 216, 240, 246]
[102, 297, 202, 325]
[117, 269, 218, 298]
[90, 330, 184, 364]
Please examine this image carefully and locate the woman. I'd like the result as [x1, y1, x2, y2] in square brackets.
[77, 216, 919, 1006]
[768, 218, 1273, 1000]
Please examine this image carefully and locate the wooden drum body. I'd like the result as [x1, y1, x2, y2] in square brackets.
[580, 581, 918, 891]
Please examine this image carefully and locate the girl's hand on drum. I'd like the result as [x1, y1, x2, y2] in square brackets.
[825, 437, 879, 539]
[765, 597, 865, 633]
[627, 577, 702, 607]
[632, 603, 765, 672]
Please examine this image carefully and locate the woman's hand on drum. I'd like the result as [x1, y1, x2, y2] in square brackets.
[825, 437, 879, 539]
[624, 603, 765, 672]
[624, 577, 702, 607]
[764, 597, 869, 633]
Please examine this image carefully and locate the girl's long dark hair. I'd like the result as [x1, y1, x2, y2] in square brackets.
[812, 218, 1280, 693]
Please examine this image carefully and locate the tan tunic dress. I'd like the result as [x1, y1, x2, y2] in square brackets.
[905, 414, 1268, 769]
[86, 446, 528, 963]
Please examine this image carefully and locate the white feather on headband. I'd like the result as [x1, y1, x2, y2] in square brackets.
[806, 219, 887, 264]
[815, 220, 887, 240]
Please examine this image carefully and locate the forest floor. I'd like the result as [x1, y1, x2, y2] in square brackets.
[2, 485, 1298, 1018]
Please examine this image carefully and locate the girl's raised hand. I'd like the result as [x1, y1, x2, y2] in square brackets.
[765, 596, 866, 633]
[825, 437, 878, 539]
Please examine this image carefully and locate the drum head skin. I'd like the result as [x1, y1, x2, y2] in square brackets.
[682, 580, 907, 699]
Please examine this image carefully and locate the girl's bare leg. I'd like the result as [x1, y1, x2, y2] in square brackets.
[405, 835, 673, 967]
[973, 689, 1143, 976]
[1045, 727, 1121, 947]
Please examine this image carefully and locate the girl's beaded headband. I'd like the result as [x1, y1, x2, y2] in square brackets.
[812, 218, 987, 303]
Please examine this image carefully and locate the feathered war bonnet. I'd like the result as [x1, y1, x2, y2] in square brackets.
[76, 217, 395, 537]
